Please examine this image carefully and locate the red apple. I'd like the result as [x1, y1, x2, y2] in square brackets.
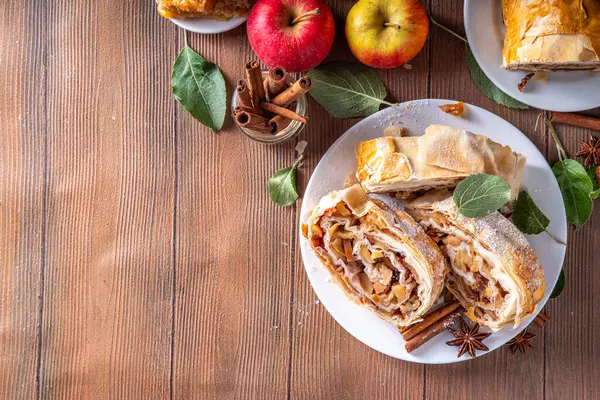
[345, 0, 428, 69]
[247, 0, 335, 72]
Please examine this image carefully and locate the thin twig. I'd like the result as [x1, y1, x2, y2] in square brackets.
[429, 15, 468, 44]
[546, 119, 568, 161]
[184, 29, 189, 47]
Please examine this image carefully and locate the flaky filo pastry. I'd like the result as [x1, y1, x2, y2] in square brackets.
[502, 0, 600, 71]
[356, 124, 526, 199]
[406, 190, 545, 331]
[303, 185, 447, 327]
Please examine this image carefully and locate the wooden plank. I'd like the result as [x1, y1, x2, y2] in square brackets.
[426, 2, 546, 399]
[38, 1, 175, 397]
[545, 110, 600, 399]
[0, 1, 46, 398]
[170, 29, 295, 398]
[290, 1, 429, 398]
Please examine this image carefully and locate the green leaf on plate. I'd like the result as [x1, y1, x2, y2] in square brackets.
[268, 157, 302, 207]
[453, 174, 512, 218]
[171, 45, 226, 132]
[550, 269, 565, 298]
[512, 191, 550, 235]
[465, 44, 528, 109]
[552, 159, 594, 228]
[587, 166, 600, 199]
[307, 62, 394, 119]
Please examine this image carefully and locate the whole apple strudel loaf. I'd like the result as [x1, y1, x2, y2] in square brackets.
[157, 0, 249, 21]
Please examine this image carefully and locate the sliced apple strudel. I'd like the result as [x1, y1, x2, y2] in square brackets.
[303, 185, 448, 327]
[356, 124, 526, 199]
[157, 0, 248, 21]
[406, 190, 545, 331]
[502, 0, 600, 71]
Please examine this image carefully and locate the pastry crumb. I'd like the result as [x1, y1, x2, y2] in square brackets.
[439, 101, 464, 117]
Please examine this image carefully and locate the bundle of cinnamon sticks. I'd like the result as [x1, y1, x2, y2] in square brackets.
[400, 300, 464, 353]
[233, 61, 313, 135]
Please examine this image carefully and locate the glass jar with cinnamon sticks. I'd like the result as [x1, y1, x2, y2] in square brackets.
[232, 61, 311, 144]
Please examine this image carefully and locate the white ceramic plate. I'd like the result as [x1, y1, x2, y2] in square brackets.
[464, 0, 600, 112]
[154, 1, 247, 34]
[299, 99, 567, 364]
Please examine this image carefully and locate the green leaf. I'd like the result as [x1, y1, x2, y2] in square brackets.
[465, 44, 528, 109]
[171, 45, 226, 132]
[453, 174, 512, 218]
[553, 159, 594, 228]
[268, 158, 301, 207]
[550, 269, 565, 298]
[587, 166, 600, 199]
[307, 62, 393, 118]
[512, 191, 550, 235]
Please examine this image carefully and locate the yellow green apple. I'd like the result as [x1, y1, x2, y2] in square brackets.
[345, 0, 429, 69]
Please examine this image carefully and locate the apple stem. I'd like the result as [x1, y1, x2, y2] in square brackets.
[291, 8, 320, 25]
[429, 15, 468, 44]
[384, 22, 401, 29]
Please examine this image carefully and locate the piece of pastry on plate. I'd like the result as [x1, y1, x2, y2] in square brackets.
[157, 0, 249, 20]
[302, 185, 448, 327]
[405, 190, 545, 331]
[356, 124, 526, 199]
[502, 0, 600, 71]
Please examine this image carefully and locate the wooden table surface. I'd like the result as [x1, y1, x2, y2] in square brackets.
[1, 1, 599, 399]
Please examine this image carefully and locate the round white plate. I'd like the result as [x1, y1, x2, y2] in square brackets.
[154, 1, 247, 34]
[299, 99, 567, 364]
[464, 0, 600, 112]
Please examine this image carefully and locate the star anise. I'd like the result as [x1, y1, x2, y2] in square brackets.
[446, 318, 491, 358]
[506, 330, 536, 355]
[574, 134, 600, 167]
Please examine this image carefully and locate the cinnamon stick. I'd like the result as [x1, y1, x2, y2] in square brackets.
[263, 78, 270, 102]
[401, 301, 461, 341]
[533, 311, 551, 328]
[236, 79, 253, 108]
[235, 111, 270, 134]
[266, 66, 288, 99]
[233, 105, 264, 116]
[405, 308, 464, 353]
[245, 61, 266, 107]
[260, 102, 307, 123]
[551, 112, 600, 132]
[272, 76, 314, 107]
[268, 115, 292, 134]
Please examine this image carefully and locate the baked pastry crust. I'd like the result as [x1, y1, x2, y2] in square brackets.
[157, 0, 248, 20]
[502, 0, 600, 71]
[356, 124, 526, 199]
[303, 185, 448, 327]
[406, 190, 545, 331]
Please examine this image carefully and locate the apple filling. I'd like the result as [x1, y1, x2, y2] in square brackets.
[410, 210, 512, 325]
[305, 202, 423, 318]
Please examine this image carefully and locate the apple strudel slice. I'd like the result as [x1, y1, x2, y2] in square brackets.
[157, 0, 248, 21]
[356, 124, 526, 199]
[502, 0, 600, 71]
[302, 185, 447, 327]
[406, 190, 545, 331]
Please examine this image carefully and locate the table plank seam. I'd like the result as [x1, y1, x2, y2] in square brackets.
[286, 200, 298, 400]
[35, 0, 50, 397]
[169, 27, 181, 400]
